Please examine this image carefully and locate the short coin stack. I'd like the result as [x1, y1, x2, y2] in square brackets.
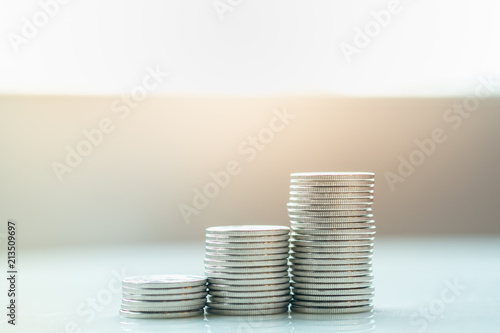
[120, 275, 207, 319]
[204, 225, 291, 316]
[288, 172, 376, 314]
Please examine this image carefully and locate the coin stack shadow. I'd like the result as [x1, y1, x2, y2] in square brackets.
[120, 275, 208, 319]
[204, 225, 292, 315]
[288, 172, 376, 314]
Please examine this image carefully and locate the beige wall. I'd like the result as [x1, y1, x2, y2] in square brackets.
[1, 95, 499, 248]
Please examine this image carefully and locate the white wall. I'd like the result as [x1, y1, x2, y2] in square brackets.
[1, 0, 500, 96]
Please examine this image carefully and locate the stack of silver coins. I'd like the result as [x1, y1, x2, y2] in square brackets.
[120, 275, 207, 319]
[288, 172, 376, 314]
[204, 225, 291, 315]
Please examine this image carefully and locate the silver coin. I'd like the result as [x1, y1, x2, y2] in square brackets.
[290, 253, 372, 264]
[204, 246, 289, 255]
[119, 309, 204, 319]
[290, 269, 372, 278]
[289, 311, 374, 321]
[205, 265, 288, 273]
[121, 304, 206, 312]
[206, 225, 290, 236]
[290, 179, 374, 185]
[208, 294, 292, 304]
[121, 298, 206, 308]
[288, 208, 372, 215]
[290, 265, 373, 278]
[292, 294, 374, 302]
[207, 270, 288, 284]
[208, 276, 290, 286]
[292, 300, 372, 307]
[287, 203, 372, 210]
[290, 220, 374, 228]
[206, 234, 289, 243]
[290, 234, 375, 242]
[291, 241, 373, 250]
[291, 281, 373, 289]
[291, 305, 373, 314]
[291, 172, 374, 179]
[208, 282, 290, 292]
[290, 183, 374, 190]
[290, 248, 373, 256]
[204, 258, 288, 267]
[122, 275, 207, 289]
[292, 275, 373, 284]
[289, 196, 374, 203]
[121, 285, 207, 295]
[292, 287, 375, 296]
[290, 228, 376, 236]
[209, 289, 290, 298]
[290, 244, 373, 252]
[290, 185, 374, 192]
[290, 252, 373, 265]
[122, 291, 207, 301]
[289, 215, 374, 223]
[205, 240, 289, 249]
[205, 252, 289, 261]
[205, 271, 288, 280]
[207, 301, 290, 310]
[291, 263, 372, 271]
[290, 235, 374, 243]
[290, 192, 374, 199]
[206, 307, 288, 316]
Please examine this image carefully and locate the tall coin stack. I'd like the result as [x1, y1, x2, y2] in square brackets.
[287, 172, 376, 314]
[120, 275, 207, 319]
[204, 225, 291, 315]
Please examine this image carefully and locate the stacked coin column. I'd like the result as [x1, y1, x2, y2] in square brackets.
[120, 275, 207, 319]
[288, 172, 376, 314]
[204, 225, 291, 316]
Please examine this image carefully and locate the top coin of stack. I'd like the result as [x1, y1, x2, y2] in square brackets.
[288, 172, 376, 314]
[120, 275, 207, 319]
[204, 225, 291, 316]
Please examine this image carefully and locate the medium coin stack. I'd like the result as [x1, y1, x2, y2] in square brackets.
[204, 225, 291, 316]
[120, 275, 207, 319]
[288, 172, 376, 314]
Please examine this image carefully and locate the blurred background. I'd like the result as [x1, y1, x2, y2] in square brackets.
[1, 0, 499, 249]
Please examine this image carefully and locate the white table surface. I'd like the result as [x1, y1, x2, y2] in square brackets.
[1, 237, 499, 332]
